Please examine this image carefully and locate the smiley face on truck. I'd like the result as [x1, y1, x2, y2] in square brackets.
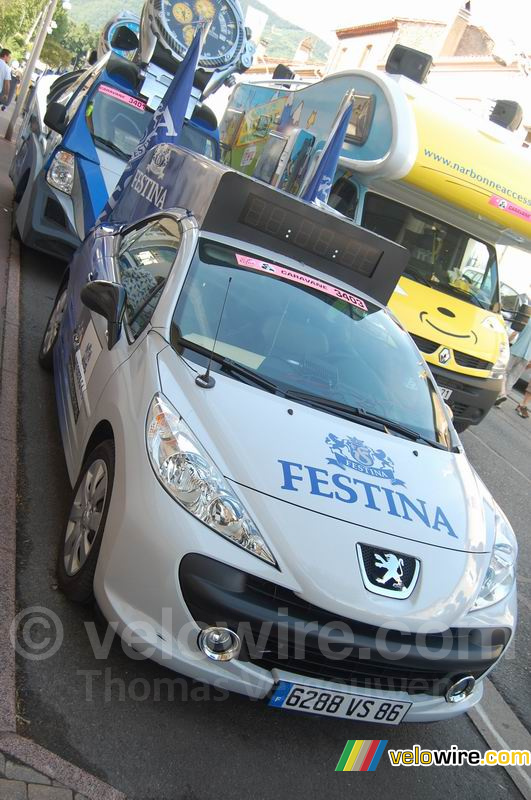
[419, 310, 478, 343]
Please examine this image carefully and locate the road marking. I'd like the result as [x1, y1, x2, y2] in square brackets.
[468, 679, 531, 799]
[467, 429, 531, 486]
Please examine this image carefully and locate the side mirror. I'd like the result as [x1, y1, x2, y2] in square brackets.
[81, 280, 127, 350]
[110, 25, 139, 52]
[43, 101, 67, 134]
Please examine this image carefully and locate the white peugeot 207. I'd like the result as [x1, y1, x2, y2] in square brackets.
[40, 145, 517, 726]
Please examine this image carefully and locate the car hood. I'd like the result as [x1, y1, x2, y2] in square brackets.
[389, 277, 504, 367]
[158, 348, 493, 557]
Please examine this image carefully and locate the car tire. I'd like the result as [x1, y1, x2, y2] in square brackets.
[38, 284, 68, 371]
[57, 440, 115, 605]
[14, 170, 29, 203]
[453, 420, 469, 433]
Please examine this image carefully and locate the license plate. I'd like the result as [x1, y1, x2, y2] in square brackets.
[439, 387, 453, 401]
[269, 681, 411, 725]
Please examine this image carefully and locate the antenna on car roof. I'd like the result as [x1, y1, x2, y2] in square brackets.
[195, 277, 232, 389]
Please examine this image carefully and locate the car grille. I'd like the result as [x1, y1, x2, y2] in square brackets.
[243, 577, 477, 695]
[454, 351, 493, 371]
[410, 334, 439, 354]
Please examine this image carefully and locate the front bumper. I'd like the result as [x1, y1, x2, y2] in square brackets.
[180, 553, 510, 699]
[19, 172, 80, 261]
[429, 364, 502, 428]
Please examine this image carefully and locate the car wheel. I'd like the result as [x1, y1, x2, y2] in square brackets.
[38, 284, 68, 371]
[14, 169, 29, 203]
[57, 440, 115, 604]
[453, 420, 469, 433]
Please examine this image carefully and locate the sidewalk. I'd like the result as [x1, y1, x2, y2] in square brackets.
[0, 110, 126, 800]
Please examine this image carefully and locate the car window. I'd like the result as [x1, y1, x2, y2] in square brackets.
[500, 282, 520, 313]
[117, 216, 182, 338]
[172, 239, 453, 447]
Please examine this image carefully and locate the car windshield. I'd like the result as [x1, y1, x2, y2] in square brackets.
[362, 193, 499, 310]
[87, 84, 217, 161]
[171, 239, 453, 448]
[87, 84, 151, 159]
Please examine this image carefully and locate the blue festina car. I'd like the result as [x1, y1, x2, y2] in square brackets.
[10, 52, 220, 261]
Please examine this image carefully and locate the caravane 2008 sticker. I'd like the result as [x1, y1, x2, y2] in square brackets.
[97, 84, 147, 112]
[235, 253, 368, 312]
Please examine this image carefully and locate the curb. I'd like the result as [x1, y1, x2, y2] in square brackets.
[0, 163, 126, 800]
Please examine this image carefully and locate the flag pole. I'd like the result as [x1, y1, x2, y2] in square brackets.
[298, 89, 354, 199]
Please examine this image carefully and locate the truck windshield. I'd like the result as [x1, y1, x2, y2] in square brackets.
[87, 84, 218, 161]
[171, 239, 454, 448]
[362, 193, 499, 311]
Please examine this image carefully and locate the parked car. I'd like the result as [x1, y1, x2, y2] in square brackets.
[10, 52, 220, 261]
[39, 145, 517, 725]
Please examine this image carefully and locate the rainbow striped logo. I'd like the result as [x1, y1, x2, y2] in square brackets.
[335, 740, 388, 771]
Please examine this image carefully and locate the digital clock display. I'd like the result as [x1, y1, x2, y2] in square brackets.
[239, 194, 382, 278]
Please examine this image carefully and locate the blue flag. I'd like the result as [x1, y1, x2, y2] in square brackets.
[301, 96, 353, 205]
[98, 23, 204, 224]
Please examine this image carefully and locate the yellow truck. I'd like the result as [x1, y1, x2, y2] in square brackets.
[219, 67, 531, 431]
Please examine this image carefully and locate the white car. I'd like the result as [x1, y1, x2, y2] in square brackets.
[39, 146, 517, 725]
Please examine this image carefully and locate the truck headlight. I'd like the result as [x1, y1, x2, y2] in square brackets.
[471, 511, 517, 610]
[146, 394, 277, 566]
[47, 150, 75, 195]
[490, 333, 510, 379]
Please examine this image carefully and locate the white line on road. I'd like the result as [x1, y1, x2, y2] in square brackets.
[468, 679, 531, 799]
[467, 429, 531, 486]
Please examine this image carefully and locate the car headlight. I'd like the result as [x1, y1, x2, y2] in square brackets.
[472, 510, 517, 610]
[47, 150, 75, 194]
[490, 333, 510, 379]
[146, 394, 277, 566]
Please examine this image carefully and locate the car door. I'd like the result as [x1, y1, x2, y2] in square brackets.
[63, 215, 183, 463]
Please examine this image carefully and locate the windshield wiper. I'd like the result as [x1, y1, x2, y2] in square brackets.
[428, 281, 485, 308]
[284, 390, 448, 449]
[179, 338, 280, 393]
[218, 358, 280, 392]
[284, 390, 387, 432]
[93, 135, 128, 160]
[404, 267, 433, 287]
[346, 407, 449, 450]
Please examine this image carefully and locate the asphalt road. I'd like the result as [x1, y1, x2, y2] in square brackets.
[16, 244, 530, 800]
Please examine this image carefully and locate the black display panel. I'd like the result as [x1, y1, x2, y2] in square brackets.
[200, 171, 409, 306]
[240, 193, 381, 278]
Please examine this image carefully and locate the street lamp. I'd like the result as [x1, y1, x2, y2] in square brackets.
[5, 0, 70, 141]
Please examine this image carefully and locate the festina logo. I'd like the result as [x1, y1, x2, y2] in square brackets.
[278, 460, 457, 539]
[131, 168, 168, 210]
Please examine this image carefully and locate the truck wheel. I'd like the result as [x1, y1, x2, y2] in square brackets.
[57, 440, 115, 605]
[38, 284, 68, 371]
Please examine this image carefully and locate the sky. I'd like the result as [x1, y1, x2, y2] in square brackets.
[257, 0, 531, 52]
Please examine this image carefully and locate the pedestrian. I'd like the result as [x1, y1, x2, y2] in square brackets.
[515, 378, 531, 419]
[0, 48, 11, 109]
[4, 59, 20, 108]
[495, 315, 531, 416]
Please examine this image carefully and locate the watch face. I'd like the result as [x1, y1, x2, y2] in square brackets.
[158, 0, 244, 70]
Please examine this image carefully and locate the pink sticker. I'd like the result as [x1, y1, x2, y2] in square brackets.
[97, 84, 146, 112]
[489, 195, 531, 224]
[235, 253, 368, 311]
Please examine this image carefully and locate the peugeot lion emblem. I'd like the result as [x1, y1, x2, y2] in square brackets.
[356, 544, 420, 599]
